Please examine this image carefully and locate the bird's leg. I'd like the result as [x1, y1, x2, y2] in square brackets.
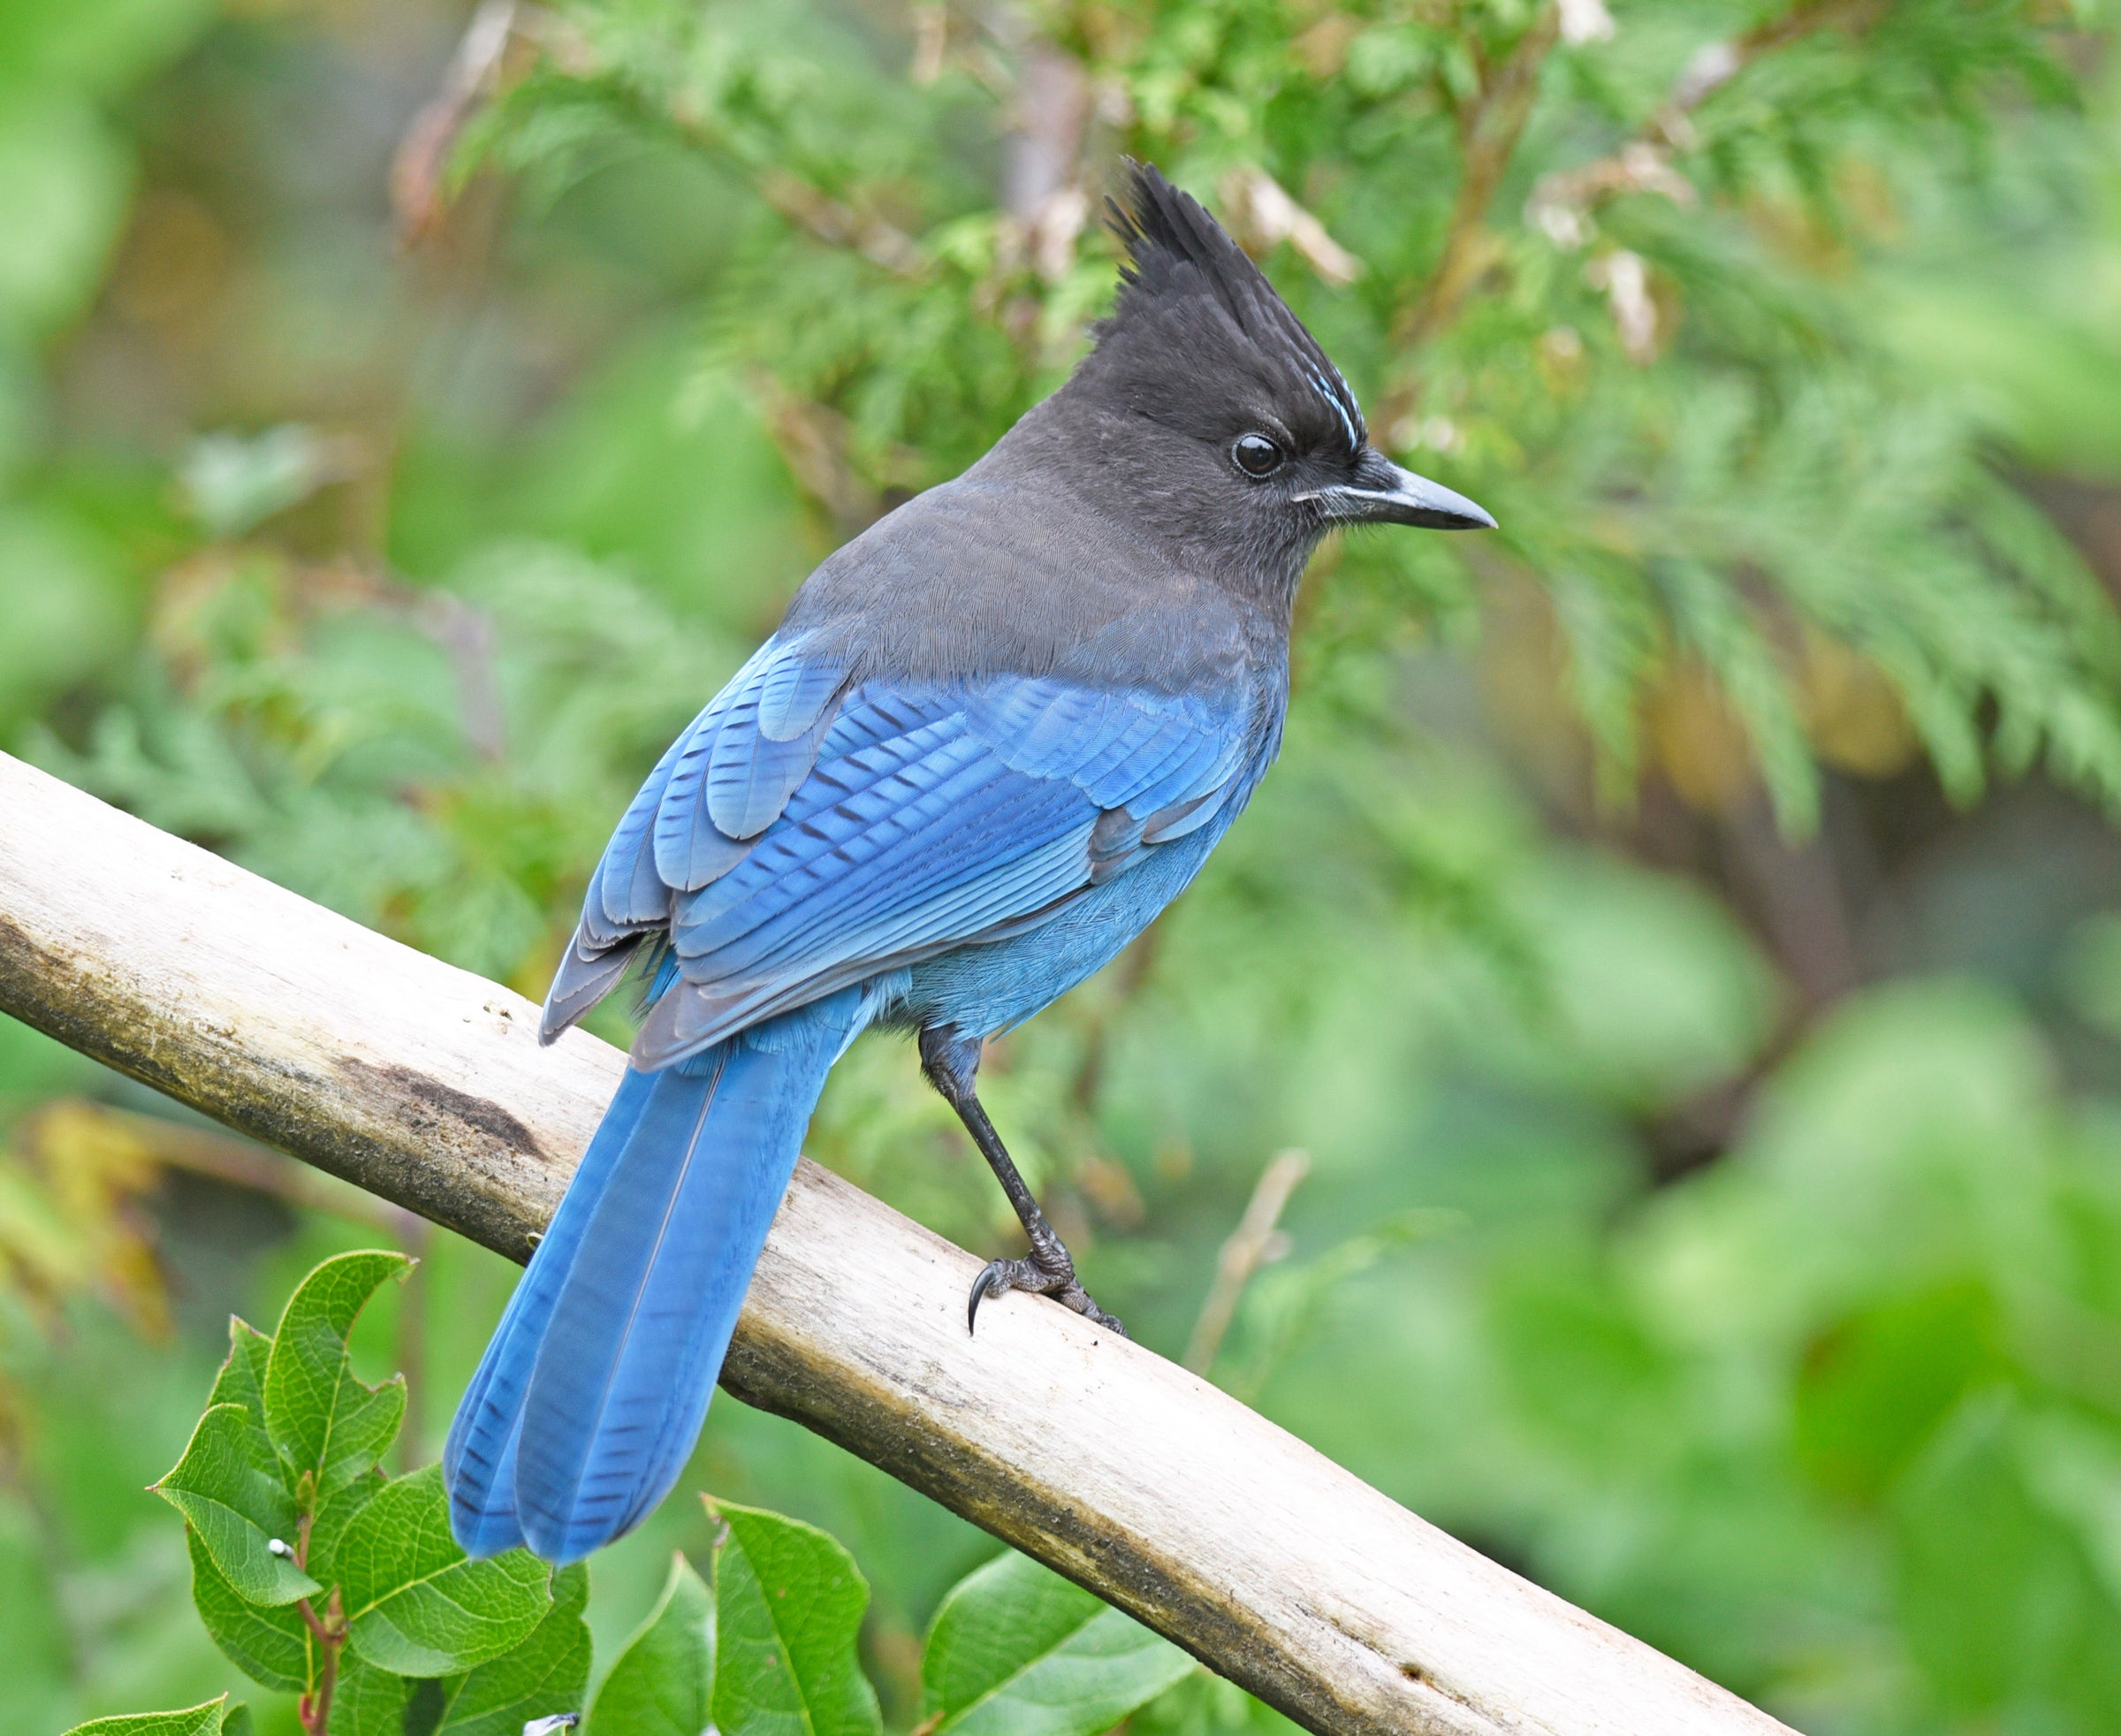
[919, 1025, 1125, 1337]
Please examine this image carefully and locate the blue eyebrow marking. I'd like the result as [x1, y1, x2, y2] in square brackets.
[1306, 363, 1361, 453]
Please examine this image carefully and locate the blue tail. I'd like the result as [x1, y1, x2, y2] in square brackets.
[445, 988, 863, 1562]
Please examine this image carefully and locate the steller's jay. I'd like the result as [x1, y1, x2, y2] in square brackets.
[445, 162, 1493, 1563]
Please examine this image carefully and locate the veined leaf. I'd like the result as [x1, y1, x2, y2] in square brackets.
[156, 1405, 320, 1606]
[587, 1551, 711, 1736]
[431, 1560, 592, 1734]
[61, 1698, 239, 1735]
[207, 1319, 279, 1479]
[262, 1249, 411, 1496]
[338, 1464, 551, 1677]
[709, 1496, 880, 1736]
[920, 1550, 1194, 1736]
[186, 1526, 312, 1694]
[307, 1466, 386, 1593]
[327, 1655, 410, 1736]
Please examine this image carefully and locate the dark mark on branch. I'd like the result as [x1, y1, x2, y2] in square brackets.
[338, 1057, 544, 1158]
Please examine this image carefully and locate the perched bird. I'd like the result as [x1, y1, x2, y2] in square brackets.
[445, 162, 1493, 1564]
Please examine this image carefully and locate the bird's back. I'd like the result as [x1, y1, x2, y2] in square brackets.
[781, 404, 1284, 700]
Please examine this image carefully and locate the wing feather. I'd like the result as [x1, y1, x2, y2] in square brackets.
[547, 656, 1255, 1057]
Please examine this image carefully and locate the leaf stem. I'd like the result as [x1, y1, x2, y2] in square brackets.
[295, 1590, 347, 1736]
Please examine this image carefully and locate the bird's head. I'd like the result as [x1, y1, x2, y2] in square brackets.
[1039, 162, 1493, 599]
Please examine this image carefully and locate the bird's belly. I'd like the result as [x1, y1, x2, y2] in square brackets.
[899, 819, 1226, 1039]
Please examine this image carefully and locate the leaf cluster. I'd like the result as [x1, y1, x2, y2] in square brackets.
[67, 1250, 1198, 1736]
[114, 1250, 576, 1736]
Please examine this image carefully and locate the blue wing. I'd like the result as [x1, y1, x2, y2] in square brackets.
[543, 631, 1252, 1064]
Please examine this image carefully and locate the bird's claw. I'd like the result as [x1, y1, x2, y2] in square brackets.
[967, 1253, 1126, 1337]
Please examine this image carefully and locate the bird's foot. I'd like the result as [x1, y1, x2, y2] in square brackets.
[967, 1246, 1126, 1337]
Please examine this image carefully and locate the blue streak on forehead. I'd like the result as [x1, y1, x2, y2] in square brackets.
[1306, 362, 1361, 455]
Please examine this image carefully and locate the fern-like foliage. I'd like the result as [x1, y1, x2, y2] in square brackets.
[458, 0, 2121, 828]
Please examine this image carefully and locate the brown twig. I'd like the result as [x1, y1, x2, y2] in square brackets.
[742, 364, 886, 537]
[392, 2, 927, 278]
[1524, 0, 1886, 243]
[294, 1590, 346, 1736]
[392, 0, 520, 245]
[1392, 5, 1563, 358]
[1183, 1149, 1311, 1374]
[754, 167, 926, 277]
[1220, 166, 1363, 286]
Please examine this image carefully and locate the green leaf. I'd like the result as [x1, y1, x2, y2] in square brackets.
[220, 1708, 253, 1736]
[0, 95, 131, 339]
[327, 1655, 410, 1736]
[207, 1319, 279, 1479]
[338, 1464, 552, 1677]
[587, 1551, 711, 1736]
[708, 1496, 880, 1736]
[61, 1698, 238, 1736]
[920, 1551, 1195, 1736]
[307, 1467, 386, 1593]
[185, 1525, 313, 1694]
[431, 1560, 592, 1734]
[156, 1405, 321, 1606]
[262, 1249, 412, 1496]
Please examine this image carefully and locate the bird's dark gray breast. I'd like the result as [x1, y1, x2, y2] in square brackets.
[779, 473, 1272, 697]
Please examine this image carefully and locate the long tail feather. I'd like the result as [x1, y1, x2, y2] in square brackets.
[445, 988, 863, 1562]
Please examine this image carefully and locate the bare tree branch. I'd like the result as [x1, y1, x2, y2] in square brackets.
[0, 751, 1798, 1736]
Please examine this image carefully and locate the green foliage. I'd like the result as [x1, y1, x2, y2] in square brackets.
[419, 1562, 593, 1736]
[919, 1549, 1195, 1736]
[708, 1496, 882, 1736]
[262, 1252, 412, 1502]
[184, 1527, 310, 1696]
[133, 1253, 561, 1732]
[83, 1252, 1195, 1736]
[585, 1553, 712, 1736]
[458, 0, 2121, 829]
[333, 1467, 551, 1678]
[155, 1406, 321, 1607]
[62, 1701, 248, 1736]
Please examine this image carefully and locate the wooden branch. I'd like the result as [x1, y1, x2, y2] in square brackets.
[0, 751, 1793, 1736]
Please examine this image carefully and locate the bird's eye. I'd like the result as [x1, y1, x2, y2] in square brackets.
[1231, 433, 1285, 478]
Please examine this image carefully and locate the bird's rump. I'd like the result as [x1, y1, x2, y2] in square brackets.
[544, 629, 1254, 1066]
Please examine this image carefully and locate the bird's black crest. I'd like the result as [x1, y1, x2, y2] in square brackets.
[1098, 160, 1366, 454]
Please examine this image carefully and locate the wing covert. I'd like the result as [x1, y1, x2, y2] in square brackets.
[546, 658, 1256, 1061]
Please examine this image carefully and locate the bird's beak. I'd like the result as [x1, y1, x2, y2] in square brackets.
[1310, 449, 1496, 530]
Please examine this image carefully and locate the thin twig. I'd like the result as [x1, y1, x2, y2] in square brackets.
[295, 1590, 345, 1736]
[393, 2, 927, 277]
[392, 0, 519, 244]
[1393, 5, 1563, 356]
[1183, 1149, 1311, 1374]
[1524, 0, 1886, 241]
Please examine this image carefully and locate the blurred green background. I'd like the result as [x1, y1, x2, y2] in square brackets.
[9, 0, 2121, 1731]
